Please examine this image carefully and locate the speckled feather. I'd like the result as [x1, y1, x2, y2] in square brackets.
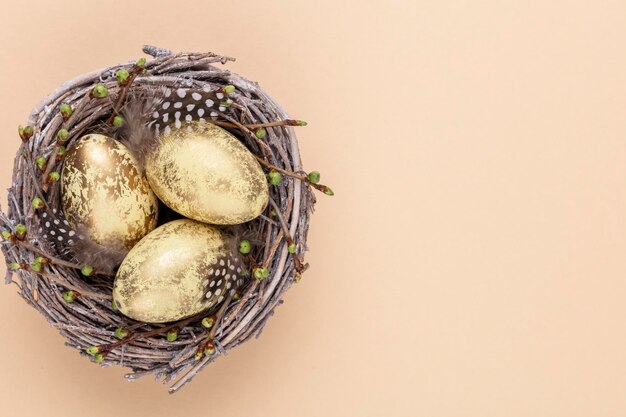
[37, 207, 83, 251]
[37, 208, 129, 274]
[148, 86, 230, 136]
[118, 86, 232, 172]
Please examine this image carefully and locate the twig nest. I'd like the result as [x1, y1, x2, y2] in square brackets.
[145, 122, 269, 225]
[0, 47, 318, 393]
[113, 219, 244, 323]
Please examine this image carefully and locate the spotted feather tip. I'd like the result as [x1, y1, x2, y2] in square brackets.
[38, 208, 128, 275]
[68, 225, 129, 275]
[118, 85, 232, 172]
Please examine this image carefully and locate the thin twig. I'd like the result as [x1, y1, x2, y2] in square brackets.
[26, 267, 111, 300]
[15, 239, 84, 270]
[256, 156, 333, 194]
[209, 119, 305, 130]
[98, 312, 206, 354]
[268, 198, 303, 273]
[107, 67, 141, 123]
[224, 280, 260, 324]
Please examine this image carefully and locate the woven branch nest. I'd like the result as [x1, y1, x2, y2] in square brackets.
[0, 45, 314, 393]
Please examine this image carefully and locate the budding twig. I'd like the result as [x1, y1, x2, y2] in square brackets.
[208, 119, 306, 130]
[5, 235, 108, 282]
[107, 63, 144, 124]
[193, 293, 233, 360]
[95, 312, 204, 355]
[22, 265, 111, 300]
[14, 239, 84, 270]
[93, 291, 230, 357]
[268, 198, 304, 273]
[255, 157, 334, 195]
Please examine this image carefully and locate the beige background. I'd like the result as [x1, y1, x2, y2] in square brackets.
[1, 1, 626, 416]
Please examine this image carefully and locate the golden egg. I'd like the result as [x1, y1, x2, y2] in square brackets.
[145, 121, 269, 225]
[113, 219, 244, 323]
[61, 134, 158, 251]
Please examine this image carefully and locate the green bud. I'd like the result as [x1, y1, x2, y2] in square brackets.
[81, 265, 94, 277]
[255, 128, 267, 139]
[270, 209, 277, 217]
[31, 198, 45, 210]
[2, 230, 12, 241]
[111, 300, 118, 311]
[296, 120, 308, 126]
[60, 103, 73, 119]
[93, 353, 104, 363]
[223, 85, 236, 94]
[112, 116, 123, 127]
[9, 262, 21, 270]
[34, 256, 48, 266]
[307, 171, 321, 184]
[18, 125, 34, 141]
[201, 317, 215, 329]
[233, 291, 241, 301]
[35, 156, 48, 170]
[92, 84, 109, 98]
[85, 346, 99, 356]
[288, 243, 297, 254]
[114, 327, 129, 339]
[115, 68, 130, 84]
[31, 262, 42, 272]
[323, 186, 335, 196]
[204, 343, 216, 356]
[136, 57, 147, 68]
[15, 224, 27, 239]
[294, 272, 302, 283]
[48, 172, 60, 182]
[63, 290, 76, 303]
[57, 146, 66, 158]
[56, 128, 69, 144]
[194, 350, 204, 360]
[166, 330, 178, 342]
[268, 171, 282, 186]
[254, 267, 270, 280]
[239, 239, 251, 254]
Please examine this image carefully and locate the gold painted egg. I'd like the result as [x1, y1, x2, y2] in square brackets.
[145, 121, 269, 225]
[112, 219, 245, 323]
[61, 134, 158, 251]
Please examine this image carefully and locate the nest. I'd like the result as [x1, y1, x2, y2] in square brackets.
[0, 46, 317, 393]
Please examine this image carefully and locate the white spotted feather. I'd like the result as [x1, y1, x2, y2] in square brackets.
[118, 85, 230, 173]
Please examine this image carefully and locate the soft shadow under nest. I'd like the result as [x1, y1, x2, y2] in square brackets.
[0, 46, 315, 393]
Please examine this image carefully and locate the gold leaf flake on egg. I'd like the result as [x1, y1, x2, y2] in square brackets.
[61, 134, 158, 251]
[113, 219, 243, 323]
[145, 121, 269, 225]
